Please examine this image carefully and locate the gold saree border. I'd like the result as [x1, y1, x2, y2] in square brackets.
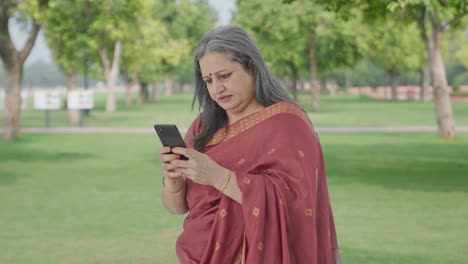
[207, 101, 316, 147]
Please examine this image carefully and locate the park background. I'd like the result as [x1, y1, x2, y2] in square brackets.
[1, 0, 467, 263]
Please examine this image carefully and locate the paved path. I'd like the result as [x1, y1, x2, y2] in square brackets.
[3, 126, 468, 134]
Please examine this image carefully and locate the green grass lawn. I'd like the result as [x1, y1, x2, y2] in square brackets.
[1, 133, 467, 263]
[10, 91, 468, 128]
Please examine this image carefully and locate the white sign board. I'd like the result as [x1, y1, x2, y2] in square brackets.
[21, 91, 28, 109]
[68, 90, 94, 110]
[34, 90, 62, 110]
[0, 90, 28, 110]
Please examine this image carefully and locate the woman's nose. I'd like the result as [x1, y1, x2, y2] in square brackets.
[213, 80, 224, 93]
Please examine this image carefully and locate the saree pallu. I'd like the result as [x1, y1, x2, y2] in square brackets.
[176, 101, 338, 264]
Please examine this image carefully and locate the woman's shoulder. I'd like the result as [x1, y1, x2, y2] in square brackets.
[266, 100, 311, 126]
[263, 101, 319, 141]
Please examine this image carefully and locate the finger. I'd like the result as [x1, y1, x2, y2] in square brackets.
[170, 159, 192, 168]
[172, 147, 188, 158]
[158, 146, 172, 155]
[163, 162, 179, 171]
[166, 171, 183, 178]
[160, 154, 180, 163]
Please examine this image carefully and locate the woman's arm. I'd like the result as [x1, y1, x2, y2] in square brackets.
[159, 147, 189, 215]
[170, 148, 243, 204]
[212, 169, 242, 204]
[161, 176, 188, 215]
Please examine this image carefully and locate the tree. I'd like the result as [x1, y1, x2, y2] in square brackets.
[236, 0, 366, 111]
[0, 0, 49, 140]
[311, 0, 467, 138]
[86, 0, 142, 112]
[397, 0, 467, 139]
[367, 19, 422, 100]
[235, 0, 307, 102]
[158, 0, 217, 96]
[44, 0, 88, 125]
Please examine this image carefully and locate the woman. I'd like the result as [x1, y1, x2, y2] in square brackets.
[159, 25, 341, 264]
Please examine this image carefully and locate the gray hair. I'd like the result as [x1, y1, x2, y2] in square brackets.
[192, 25, 291, 151]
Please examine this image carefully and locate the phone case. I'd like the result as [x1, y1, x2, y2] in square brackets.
[154, 124, 188, 160]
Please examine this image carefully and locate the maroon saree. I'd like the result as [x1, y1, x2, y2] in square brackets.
[176, 101, 338, 264]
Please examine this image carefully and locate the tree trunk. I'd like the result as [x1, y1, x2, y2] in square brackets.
[138, 82, 149, 104]
[430, 27, 456, 139]
[309, 41, 320, 112]
[3, 64, 22, 139]
[125, 74, 137, 107]
[419, 64, 431, 101]
[298, 79, 304, 93]
[152, 82, 161, 102]
[0, 15, 41, 140]
[164, 79, 174, 96]
[320, 78, 327, 95]
[389, 72, 400, 101]
[174, 82, 182, 93]
[418, 8, 456, 138]
[288, 61, 298, 102]
[99, 39, 122, 113]
[65, 72, 80, 126]
[344, 68, 351, 92]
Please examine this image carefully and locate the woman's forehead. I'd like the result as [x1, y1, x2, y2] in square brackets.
[199, 52, 237, 76]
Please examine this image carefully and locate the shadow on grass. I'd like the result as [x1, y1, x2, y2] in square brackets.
[0, 137, 95, 185]
[0, 146, 95, 163]
[342, 246, 464, 264]
[0, 168, 24, 186]
[324, 139, 468, 193]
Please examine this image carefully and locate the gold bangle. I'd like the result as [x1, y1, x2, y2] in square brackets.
[220, 170, 233, 193]
[162, 176, 185, 194]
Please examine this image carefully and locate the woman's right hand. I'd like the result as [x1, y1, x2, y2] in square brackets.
[159, 146, 185, 192]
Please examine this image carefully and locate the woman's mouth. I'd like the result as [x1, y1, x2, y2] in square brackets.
[218, 95, 232, 103]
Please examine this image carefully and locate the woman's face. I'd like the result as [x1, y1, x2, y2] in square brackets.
[199, 51, 259, 117]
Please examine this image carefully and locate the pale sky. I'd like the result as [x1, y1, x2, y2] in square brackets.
[9, 0, 235, 66]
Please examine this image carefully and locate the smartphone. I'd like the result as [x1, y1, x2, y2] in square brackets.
[154, 124, 188, 160]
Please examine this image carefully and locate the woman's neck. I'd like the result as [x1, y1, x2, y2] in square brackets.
[227, 100, 265, 125]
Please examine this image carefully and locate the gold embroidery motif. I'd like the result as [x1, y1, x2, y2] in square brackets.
[305, 208, 313, 216]
[298, 150, 304, 157]
[253, 207, 260, 217]
[267, 148, 276, 155]
[220, 208, 227, 218]
[243, 177, 251, 184]
[257, 241, 264, 252]
[238, 158, 246, 165]
[215, 242, 221, 251]
[207, 101, 317, 146]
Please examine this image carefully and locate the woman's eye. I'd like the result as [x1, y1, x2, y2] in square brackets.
[205, 79, 213, 84]
[220, 73, 231, 79]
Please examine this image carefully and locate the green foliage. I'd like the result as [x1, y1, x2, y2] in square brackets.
[44, 0, 87, 75]
[160, 0, 217, 81]
[120, 0, 216, 84]
[234, 0, 307, 77]
[367, 19, 423, 77]
[235, 0, 367, 80]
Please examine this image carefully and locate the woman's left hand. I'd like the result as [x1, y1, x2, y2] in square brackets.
[170, 147, 228, 188]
